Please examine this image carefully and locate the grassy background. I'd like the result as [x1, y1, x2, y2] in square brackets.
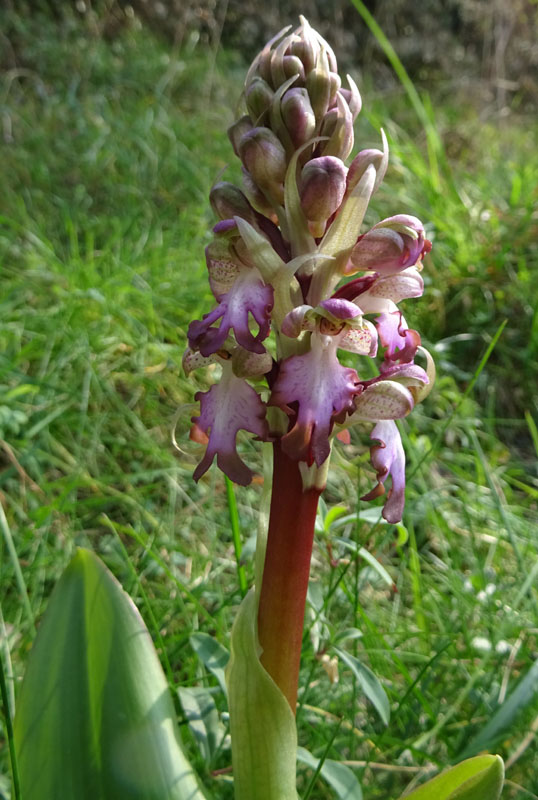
[1, 7, 538, 800]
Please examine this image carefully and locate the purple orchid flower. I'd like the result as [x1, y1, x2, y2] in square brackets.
[192, 360, 269, 485]
[362, 420, 406, 523]
[269, 331, 360, 465]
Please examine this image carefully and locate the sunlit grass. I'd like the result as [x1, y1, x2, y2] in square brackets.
[0, 8, 537, 800]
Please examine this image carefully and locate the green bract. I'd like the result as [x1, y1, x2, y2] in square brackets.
[227, 590, 299, 800]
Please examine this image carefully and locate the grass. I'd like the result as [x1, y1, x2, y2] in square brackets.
[1, 8, 538, 800]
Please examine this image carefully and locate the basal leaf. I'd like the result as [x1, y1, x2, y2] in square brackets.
[400, 754, 504, 800]
[14, 548, 208, 800]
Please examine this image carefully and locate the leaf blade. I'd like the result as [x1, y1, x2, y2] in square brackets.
[14, 549, 208, 800]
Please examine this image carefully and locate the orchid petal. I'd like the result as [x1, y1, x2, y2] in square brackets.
[362, 420, 406, 523]
[205, 240, 242, 299]
[349, 214, 427, 275]
[281, 305, 314, 338]
[377, 311, 420, 364]
[193, 363, 268, 485]
[269, 332, 359, 465]
[351, 380, 414, 422]
[380, 362, 429, 387]
[318, 298, 362, 320]
[414, 345, 436, 402]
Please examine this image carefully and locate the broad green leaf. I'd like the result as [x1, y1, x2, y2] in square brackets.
[335, 648, 390, 725]
[227, 590, 298, 800]
[400, 754, 504, 800]
[297, 747, 363, 799]
[461, 659, 538, 758]
[177, 686, 225, 764]
[14, 548, 208, 800]
[189, 632, 230, 696]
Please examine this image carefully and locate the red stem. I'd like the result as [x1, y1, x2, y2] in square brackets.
[257, 441, 322, 712]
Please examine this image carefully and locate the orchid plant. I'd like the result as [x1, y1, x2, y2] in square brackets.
[184, 13, 434, 725]
[9, 16, 505, 800]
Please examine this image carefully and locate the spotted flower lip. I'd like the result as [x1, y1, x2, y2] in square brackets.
[192, 361, 269, 485]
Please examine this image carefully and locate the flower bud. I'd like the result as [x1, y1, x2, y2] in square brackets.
[346, 129, 388, 197]
[241, 168, 277, 219]
[289, 36, 317, 76]
[246, 77, 274, 125]
[328, 72, 342, 106]
[319, 108, 338, 138]
[210, 182, 257, 224]
[228, 115, 253, 157]
[239, 127, 287, 205]
[349, 215, 428, 274]
[283, 55, 306, 84]
[300, 156, 347, 236]
[281, 88, 316, 149]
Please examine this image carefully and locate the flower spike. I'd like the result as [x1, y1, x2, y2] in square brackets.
[185, 17, 434, 519]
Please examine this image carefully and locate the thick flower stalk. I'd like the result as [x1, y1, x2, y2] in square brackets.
[185, 18, 434, 794]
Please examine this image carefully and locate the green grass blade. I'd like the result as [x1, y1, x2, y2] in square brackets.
[225, 476, 248, 598]
[0, 630, 21, 800]
[460, 660, 538, 758]
[408, 319, 507, 480]
[0, 503, 35, 635]
[349, 0, 442, 190]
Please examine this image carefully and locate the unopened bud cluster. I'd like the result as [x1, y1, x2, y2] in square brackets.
[185, 17, 434, 522]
